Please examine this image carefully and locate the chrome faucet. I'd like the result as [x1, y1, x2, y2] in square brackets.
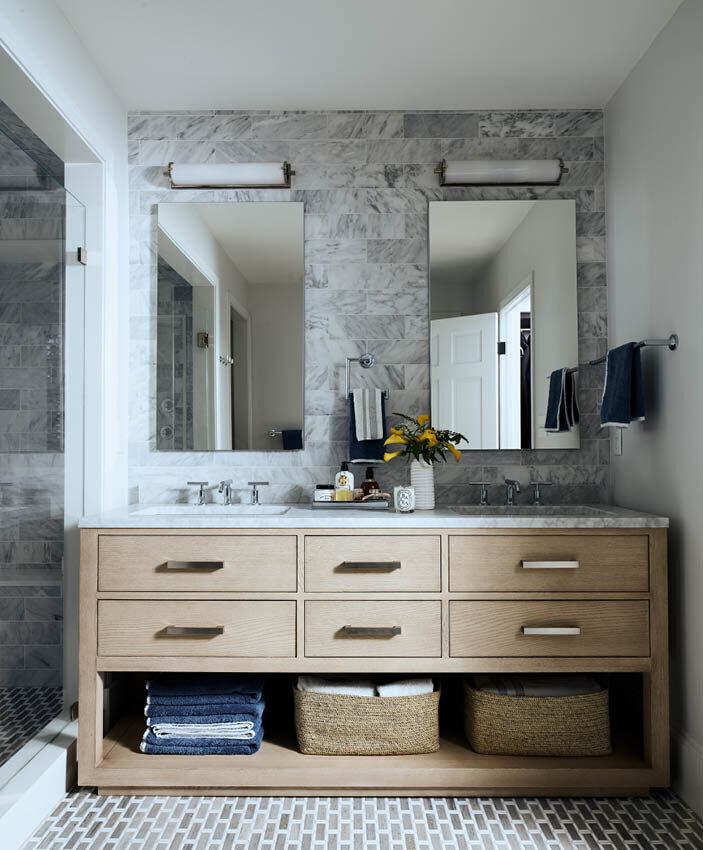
[504, 478, 521, 506]
[187, 481, 208, 506]
[218, 479, 233, 505]
[248, 481, 269, 505]
[530, 479, 553, 506]
[469, 481, 491, 506]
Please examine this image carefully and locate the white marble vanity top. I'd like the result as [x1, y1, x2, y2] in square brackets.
[79, 503, 668, 529]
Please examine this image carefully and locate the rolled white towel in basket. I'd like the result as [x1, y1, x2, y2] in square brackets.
[376, 678, 434, 698]
[296, 676, 376, 697]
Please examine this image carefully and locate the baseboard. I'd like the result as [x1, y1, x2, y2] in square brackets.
[671, 725, 703, 817]
[0, 714, 77, 850]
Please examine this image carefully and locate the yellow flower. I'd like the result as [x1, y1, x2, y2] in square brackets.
[447, 442, 461, 462]
[383, 450, 403, 462]
[417, 414, 430, 426]
[420, 429, 438, 447]
[389, 426, 404, 436]
[383, 434, 408, 446]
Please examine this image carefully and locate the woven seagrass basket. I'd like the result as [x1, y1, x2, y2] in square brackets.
[463, 678, 611, 757]
[294, 686, 440, 755]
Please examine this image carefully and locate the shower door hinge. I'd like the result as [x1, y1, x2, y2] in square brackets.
[77, 247, 88, 265]
[197, 331, 210, 348]
[497, 341, 506, 355]
[70, 701, 79, 721]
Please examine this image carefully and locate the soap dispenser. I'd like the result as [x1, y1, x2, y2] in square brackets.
[334, 462, 354, 501]
[361, 466, 380, 497]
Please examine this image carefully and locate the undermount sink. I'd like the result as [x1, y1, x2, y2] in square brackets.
[132, 504, 290, 516]
[449, 504, 618, 517]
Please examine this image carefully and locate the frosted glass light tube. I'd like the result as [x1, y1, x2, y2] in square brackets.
[167, 162, 292, 188]
[439, 159, 565, 185]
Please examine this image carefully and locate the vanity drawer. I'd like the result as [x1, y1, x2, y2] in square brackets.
[449, 534, 649, 592]
[97, 534, 297, 592]
[304, 601, 441, 657]
[304, 535, 440, 592]
[449, 601, 650, 657]
[97, 600, 296, 657]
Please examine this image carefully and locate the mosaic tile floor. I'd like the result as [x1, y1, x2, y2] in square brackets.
[21, 789, 703, 849]
[0, 686, 64, 768]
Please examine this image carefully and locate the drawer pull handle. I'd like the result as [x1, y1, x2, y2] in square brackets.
[338, 561, 401, 572]
[340, 625, 402, 638]
[521, 626, 581, 636]
[163, 561, 224, 571]
[162, 626, 224, 637]
[521, 560, 580, 570]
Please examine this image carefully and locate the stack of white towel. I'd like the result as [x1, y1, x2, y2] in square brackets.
[296, 676, 434, 697]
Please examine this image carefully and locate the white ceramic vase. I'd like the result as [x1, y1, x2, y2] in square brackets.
[410, 459, 435, 510]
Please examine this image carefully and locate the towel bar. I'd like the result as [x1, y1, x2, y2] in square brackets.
[345, 354, 390, 400]
[548, 334, 679, 377]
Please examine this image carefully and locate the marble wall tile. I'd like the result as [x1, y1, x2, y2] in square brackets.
[129, 109, 609, 506]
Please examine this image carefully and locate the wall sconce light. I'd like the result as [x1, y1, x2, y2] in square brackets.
[435, 158, 567, 186]
[166, 161, 294, 188]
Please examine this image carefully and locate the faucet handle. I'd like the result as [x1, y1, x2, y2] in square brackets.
[187, 481, 208, 505]
[469, 481, 491, 506]
[187, 481, 208, 486]
[530, 479, 552, 505]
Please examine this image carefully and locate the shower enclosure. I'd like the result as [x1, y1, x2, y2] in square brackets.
[0, 111, 84, 779]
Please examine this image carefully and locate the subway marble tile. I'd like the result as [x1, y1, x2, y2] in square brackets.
[367, 237, 427, 264]
[328, 263, 426, 290]
[348, 364, 405, 391]
[291, 165, 327, 189]
[328, 164, 404, 189]
[578, 311, 607, 339]
[306, 289, 367, 316]
[367, 289, 428, 315]
[403, 364, 430, 390]
[576, 235, 606, 263]
[561, 162, 604, 187]
[327, 111, 404, 139]
[404, 316, 430, 339]
[215, 140, 291, 162]
[304, 264, 328, 288]
[577, 287, 608, 313]
[368, 340, 429, 364]
[554, 110, 604, 137]
[576, 212, 606, 237]
[441, 137, 520, 159]
[327, 214, 368, 239]
[329, 314, 406, 340]
[518, 138, 595, 161]
[138, 141, 219, 166]
[403, 212, 427, 239]
[290, 140, 367, 165]
[367, 214, 405, 239]
[367, 139, 441, 164]
[404, 113, 478, 138]
[304, 239, 366, 264]
[304, 364, 329, 390]
[293, 189, 368, 214]
[304, 215, 330, 239]
[479, 111, 555, 137]
[577, 262, 607, 287]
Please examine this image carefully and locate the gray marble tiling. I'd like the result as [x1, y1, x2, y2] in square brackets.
[129, 110, 608, 506]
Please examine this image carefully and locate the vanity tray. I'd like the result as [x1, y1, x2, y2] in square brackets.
[311, 500, 390, 511]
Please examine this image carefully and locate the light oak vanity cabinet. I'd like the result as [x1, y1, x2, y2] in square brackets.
[78, 524, 669, 797]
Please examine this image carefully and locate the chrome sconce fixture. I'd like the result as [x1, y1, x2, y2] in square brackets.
[166, 161, 295, 189]
[435, 158, 568, 186]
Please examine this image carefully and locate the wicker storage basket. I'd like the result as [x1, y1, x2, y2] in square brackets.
[294, 687, 440, 755]
[463, 678, 611, 757]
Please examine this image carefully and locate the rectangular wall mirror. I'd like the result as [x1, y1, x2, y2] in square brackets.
[156, 202, 304, 451]
[429, 200, 579, 450]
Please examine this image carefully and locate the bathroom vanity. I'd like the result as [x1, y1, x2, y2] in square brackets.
[77, 505, 669, 797]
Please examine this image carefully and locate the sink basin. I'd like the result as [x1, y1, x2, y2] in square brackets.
[132, 505, 290, 516]
[450, 505, 617, 517]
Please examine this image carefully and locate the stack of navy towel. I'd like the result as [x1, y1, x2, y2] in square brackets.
[140, 674, 265, 755]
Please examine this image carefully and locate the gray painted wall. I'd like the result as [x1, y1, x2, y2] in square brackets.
[128, 109, 608, 507]
[605, 0, 703, 816]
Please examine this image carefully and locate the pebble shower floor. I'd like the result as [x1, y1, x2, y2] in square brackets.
[21, 790, 703, 849]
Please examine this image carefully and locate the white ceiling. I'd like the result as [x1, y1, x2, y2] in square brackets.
[430, 200, 535, 284]
[54, 0, 682, 110]
[193, 203, 303, 285]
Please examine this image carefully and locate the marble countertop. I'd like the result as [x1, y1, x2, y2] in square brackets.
[79, 503, 669, 529]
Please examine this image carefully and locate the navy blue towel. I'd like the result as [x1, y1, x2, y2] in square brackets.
[146, 710, 264, 726]
[145, 700, 265, 719]
[282, 429, 303, 450]
[146, 674, 265, 704]
[545, 369, 580, 432]
[348, 396, 386, 463]
[600, 343, 645, 427]
[140, 725, 264, 755]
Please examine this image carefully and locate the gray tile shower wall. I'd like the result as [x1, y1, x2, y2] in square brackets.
[128, 110, 608, 506]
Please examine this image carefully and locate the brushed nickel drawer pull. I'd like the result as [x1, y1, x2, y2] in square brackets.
[163, 561, 224, 571]
[340, 625, 402, 638]
[162, 626, 224, 637]
[521, 560, 580, 569]
[521, 626, 581, 636]
[338, 561, 402, 572]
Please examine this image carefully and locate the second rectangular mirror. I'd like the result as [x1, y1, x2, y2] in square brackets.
[429, 200, 579, 450]
[156, 202, 304, 451]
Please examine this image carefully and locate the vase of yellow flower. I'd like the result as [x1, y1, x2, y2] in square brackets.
[383, 414, 468, 511]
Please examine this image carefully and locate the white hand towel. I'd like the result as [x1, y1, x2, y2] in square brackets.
[147, 721, 256, 740]
[352, 388, 384, 441]
[376, 678, 434, 698]
[296, 676, 376, 697]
